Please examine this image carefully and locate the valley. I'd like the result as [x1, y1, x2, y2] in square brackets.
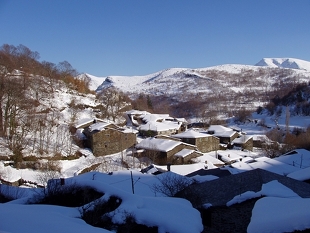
[1, 46, 310, 233]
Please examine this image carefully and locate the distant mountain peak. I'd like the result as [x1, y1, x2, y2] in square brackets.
[255, 58, 310, 71]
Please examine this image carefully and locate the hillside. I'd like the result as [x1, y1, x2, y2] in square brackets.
[89, 58, 310, 120]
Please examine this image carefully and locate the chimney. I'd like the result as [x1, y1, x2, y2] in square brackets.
[60, 178, 65, 186]
[167, 163, 171, 171]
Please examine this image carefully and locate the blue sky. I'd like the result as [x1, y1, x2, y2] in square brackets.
[0, 0, 309, 77]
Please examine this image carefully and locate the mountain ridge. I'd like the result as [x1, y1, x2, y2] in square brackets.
[88, 58, 310, 94]
[74, 58, 310, 93]
[84, 57, 310, 119]
[255, 58, 310, 71]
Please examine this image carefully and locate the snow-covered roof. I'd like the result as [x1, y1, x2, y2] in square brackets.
[88, 122, 112, 132]
[287, 166, 310, 181]
[229, 161, 253, 173]
[74, 118, 100, 128]
[172, 129, 212, 139]
[195, 153, 225, 165]
[136, 138, 182, 152]
[141, 113, 170, 122]
[121, 127, 139, 134]
[155, 163, 207, 176]
[232, 135, 253, 144]
[139, 120, 181, 132]
[254, 156, 270, 162]
[251, 134, 271, 141]
[217, 150, 243, 162]
[125, 109, 151, 115]
[174, 117, 187, 123]
[228, 157, 301, 176]
[274, 149, 310, 169]
[175, 149, 199, 158]
[215, 130, 238, 138]
[206, 125, 238, 138]
[208, 125, 233, 132]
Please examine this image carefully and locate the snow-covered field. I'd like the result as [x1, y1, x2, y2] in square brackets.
[1, 169, 310, 232]
[228, 180, 310, 233]
[0, 171, 203, 233]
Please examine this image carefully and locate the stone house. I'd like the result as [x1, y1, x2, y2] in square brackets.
[232, 135, 253, 151]
[173, 149, 203, 164]
[135, 137, 197, 165]
[125, 110, 151, 127]
[83, 122, 136, 156]
[206, 125, 239, 145]
[172, 129, 219, 153]
[126, 111, 187, 137]
[73, 118, 107, 131]
[251, 134, 272, 148]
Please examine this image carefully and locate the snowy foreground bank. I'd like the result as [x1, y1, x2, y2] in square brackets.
[1, 171, 310, 232]
[0, 171, 203, 233]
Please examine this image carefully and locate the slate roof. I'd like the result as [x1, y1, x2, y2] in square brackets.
[204, 125, 239, 139]
[175, 149, 201, 158]
[186, 168, 231, 178]
[136, 137, 182, 152]
[177, 168, 310, 208]
[232, 135, 253, 144]
[172, 130, 212, 139]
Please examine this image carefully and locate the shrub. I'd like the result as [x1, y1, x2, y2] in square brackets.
[152, 172, 193, 197]
[32, 181, 103, 207]
[117, 212, 158, 233]
[0, 184, 26, 203]
[256, 106, 264, 114]
[0, 192, 11, 203]
[81, 200, 158, 233]
[80, 196, 121, 230]
[234, 108, 251, 123]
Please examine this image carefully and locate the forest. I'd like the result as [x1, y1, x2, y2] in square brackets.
[0, 44, 92, 164]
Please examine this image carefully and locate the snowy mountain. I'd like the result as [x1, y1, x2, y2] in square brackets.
[87, 59, 310, 119]
[255, 58, 310, 71]
[91, 59, 310, 95]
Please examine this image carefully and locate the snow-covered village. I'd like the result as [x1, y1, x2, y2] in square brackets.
[1, 2, 310, 232]
[1, 42, 310, 233]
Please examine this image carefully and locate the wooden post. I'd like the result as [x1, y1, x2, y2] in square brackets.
[131, 171, 134, 194]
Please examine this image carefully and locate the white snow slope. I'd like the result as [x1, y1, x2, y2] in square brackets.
[89, 58, 310, 100]
[255, 58, 310, 71]
[0, 171, 203, 233]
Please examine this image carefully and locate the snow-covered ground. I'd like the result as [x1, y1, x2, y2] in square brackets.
[1, 169, 310, 232]
[227, 180, 310, 233]
[0, 171, 203, 233]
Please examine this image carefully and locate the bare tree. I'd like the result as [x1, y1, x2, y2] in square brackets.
[97, 88, 129, 121]
[36, 161, 61, 189]
[152, 172, 193, 197]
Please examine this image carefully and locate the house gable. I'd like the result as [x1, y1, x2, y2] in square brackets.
[172, 130, 220, 153]
[136, 138, 196, 165]
[83, 122, 136, 156]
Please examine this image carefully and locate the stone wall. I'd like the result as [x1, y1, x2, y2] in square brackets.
[91, 128, 136, 156]
[196, 136, 220, 153]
